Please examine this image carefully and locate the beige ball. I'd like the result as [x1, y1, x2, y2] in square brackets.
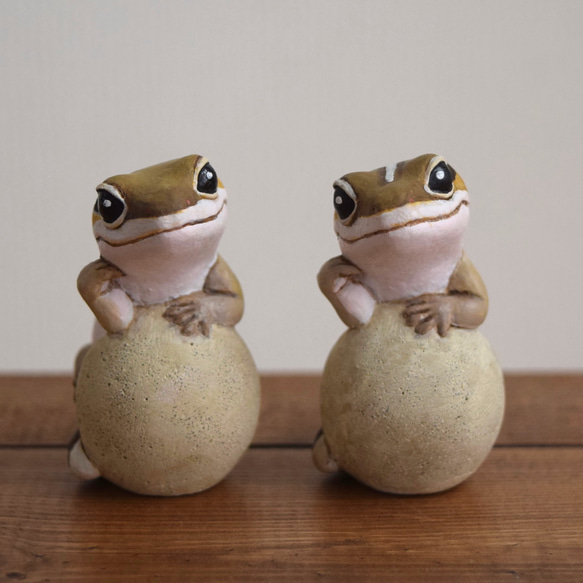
[75, 306, 260, 496]
[320, 303, 504, 494]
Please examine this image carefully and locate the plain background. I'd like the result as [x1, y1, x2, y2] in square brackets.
[1, 0, 582, 373]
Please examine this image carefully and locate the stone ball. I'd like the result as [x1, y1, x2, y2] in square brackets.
[75, 306, 260, 496]
[320, 303, 504, 494]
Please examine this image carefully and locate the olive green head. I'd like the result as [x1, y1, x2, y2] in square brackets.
[93, 154, 223, 229]
[333, 154, 467, 225]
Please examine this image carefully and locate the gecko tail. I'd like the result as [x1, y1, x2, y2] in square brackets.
[68, 431, 101, 480]
[312, 429, 339, 473]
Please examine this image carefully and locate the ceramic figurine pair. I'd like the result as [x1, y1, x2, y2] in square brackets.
[71, 154, 504, 497]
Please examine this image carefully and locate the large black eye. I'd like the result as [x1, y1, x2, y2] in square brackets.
[96, 188, 127, 227]
[197, 162, 218, 195]
[427, 161, 455, 195]
[333, 186, 356, 221]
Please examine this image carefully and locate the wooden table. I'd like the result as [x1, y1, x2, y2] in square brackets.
[1, 374, 582, 581]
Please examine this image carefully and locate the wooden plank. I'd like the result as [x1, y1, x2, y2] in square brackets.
[1, 374, 582, 447]
[254, 374, 321, 445]
[497, 374, 583, 445]
[0, 447, 582, 581]
[0, 376, 77, 446]
[256, 374, 583, 446]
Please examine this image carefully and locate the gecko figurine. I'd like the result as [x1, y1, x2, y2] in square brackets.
[70, 155, 260, 496]
[313, 154, 504, 494]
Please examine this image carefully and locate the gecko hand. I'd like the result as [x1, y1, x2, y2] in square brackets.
[402, 294, 455, 337]
[163, 296, 212, 337]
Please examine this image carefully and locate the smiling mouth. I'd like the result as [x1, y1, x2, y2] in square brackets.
[96, 201, 226, 247]
[337, 199, 469, 244]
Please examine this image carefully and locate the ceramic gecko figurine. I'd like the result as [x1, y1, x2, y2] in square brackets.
[313, 154, 504, 494]
[70, 155, 260, 496]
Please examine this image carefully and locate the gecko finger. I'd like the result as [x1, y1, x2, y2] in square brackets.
[164, 303, 197, 317]
[403, 304, 432, 316]
[200, 320, 211, 337]
[163, 307, 188, 321]
[404, 311, 428, 326]
[168, 309, 198, 327]
[415, 316, 436, 335]
[405, 294, 438, 307]
[182, 318, 202, 336]
[437, 313, 453, 337]
[405, 298, 427, 307]
[176, 311, 199, 326]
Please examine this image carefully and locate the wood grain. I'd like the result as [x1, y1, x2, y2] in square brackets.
[1, 447, 582, 582]
[496, 374, 583, 445]
[0, 376, 77, 446]
[1, 375, 583, 581]
[1, 374, 582, 446]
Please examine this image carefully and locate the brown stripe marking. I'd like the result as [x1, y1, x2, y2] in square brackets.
[96, 201, 226, 248]
[337, 199, 469, 244]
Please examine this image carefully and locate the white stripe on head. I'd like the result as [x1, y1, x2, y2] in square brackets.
[385, 163, 398, 183]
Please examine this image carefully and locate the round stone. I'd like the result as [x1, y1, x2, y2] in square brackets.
[75, 306, 260, 496]
[321, 303, 504, 494]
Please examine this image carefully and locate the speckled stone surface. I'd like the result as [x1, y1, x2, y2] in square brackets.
[320, 303, 504, 495]
[75, 306, 260, 496]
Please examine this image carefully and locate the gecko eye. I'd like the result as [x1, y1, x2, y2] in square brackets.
[333, 185, 357, 221]
[427, 161, 455, 197]
[95, 185, 127, 228]
[197, 162, 218, 195]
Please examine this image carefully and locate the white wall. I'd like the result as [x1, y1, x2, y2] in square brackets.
[1, 0, 582, 373]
